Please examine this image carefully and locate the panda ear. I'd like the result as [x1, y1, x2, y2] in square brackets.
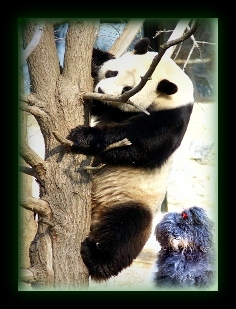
[92, 48, 115, 77]
[133, 38, 150, 55]
[157, 79, 178, 95]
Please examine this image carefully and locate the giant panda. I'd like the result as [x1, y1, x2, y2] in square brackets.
[67, 37, 194, 282]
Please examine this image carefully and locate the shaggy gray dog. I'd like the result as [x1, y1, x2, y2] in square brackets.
[153, 206, 215, 288]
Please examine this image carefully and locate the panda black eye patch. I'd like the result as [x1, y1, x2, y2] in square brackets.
[105, 70, 118, 78]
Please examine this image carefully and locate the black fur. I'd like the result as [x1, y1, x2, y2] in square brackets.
[67, 104, 193, 169]
[133, 37, 150, 55]
[91, 48, 115, 78]
[81, 203, 152, 282]
[157, 79, 178, 95]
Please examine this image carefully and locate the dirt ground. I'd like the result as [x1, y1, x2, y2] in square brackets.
[88, 101, 218, 291]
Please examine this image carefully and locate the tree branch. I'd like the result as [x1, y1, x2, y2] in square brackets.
[53, 131, 131, 153]
[109, 19, 145, 57]
[20, 139, 45, 168]
[82, 163, 106, 171]
[20, 93, 46, 108]
[19, 94, 53, 137]
[119, 20, 199, 103]
[160, 20, 198, 51]
[82, 91, 150, 115]
[181, 24, 201, 72]
[19, 93, 50, 118]
[21, 22, 44, 64]
[102, 138, 132, 151]
[20, 268, 37, 284]
[81, 138, 132, 170]
[164, 19, 191, 57]
[20, 103, 48, 119]
[20, 165, 38, 177]
[20, 197, 52, 217]
[84, 20, 198, 113]
[53, 130, 132, 171]
[52, 131, 73, 150]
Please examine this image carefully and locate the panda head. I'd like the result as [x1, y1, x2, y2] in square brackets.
[94, 38, 194, 112]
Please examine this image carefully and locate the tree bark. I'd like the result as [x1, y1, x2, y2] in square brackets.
[21, 19, 98, 289]
[19, 60, 38, 290]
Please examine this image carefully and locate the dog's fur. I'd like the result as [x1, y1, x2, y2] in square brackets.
[153, 206, 215, 288]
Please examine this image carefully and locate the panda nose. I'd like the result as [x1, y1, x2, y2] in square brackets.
[98, 87, 105, 94]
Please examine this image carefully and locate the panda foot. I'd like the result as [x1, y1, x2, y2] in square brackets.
[80, 237, 125, 282]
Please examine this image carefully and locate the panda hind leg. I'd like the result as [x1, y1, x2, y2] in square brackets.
[80, 202, 153, 282]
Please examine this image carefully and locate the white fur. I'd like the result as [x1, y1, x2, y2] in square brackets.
[91, 156, 174, 215]
[95, 51, 194, 112]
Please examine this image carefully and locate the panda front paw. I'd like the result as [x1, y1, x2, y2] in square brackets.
[67, 125, 102, 155]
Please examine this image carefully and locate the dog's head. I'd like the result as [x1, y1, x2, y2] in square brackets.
[154, 206, 214, 252]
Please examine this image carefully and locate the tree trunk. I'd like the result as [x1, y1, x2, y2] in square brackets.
[21, 20, 98, 289]
[19, 62, 38, 290]
[19, 113, 38, 290]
